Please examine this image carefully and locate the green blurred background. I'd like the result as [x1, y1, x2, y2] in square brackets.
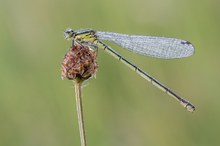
[0, 0, 219, 146]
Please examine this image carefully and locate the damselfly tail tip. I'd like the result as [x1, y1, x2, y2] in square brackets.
[186, 104, 195, 113]
[181, 101, 195, 113]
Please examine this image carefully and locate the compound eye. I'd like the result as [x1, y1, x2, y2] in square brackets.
[64, 28, 73, 34]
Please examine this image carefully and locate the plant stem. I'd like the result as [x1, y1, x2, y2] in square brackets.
[74, 80, 87, 146]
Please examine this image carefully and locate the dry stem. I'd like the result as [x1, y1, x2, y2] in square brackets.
[74, 80, 87, 146]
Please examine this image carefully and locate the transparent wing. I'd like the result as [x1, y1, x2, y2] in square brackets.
[96, 31, 195, 59]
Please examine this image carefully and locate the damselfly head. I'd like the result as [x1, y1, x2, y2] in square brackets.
[64, 28, 75, 40]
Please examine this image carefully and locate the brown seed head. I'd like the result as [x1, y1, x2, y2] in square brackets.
[61, 44, 98, 82]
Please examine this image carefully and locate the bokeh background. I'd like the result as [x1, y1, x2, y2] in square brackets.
[0, 0, 219, 146]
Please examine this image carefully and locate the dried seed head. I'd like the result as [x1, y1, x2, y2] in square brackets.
[61, 44, 98, 82]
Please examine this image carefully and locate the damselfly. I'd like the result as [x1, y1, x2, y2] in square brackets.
[64, 28, 195, 112]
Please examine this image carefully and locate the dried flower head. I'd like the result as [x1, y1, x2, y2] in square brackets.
[61, 44, 98, 82]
